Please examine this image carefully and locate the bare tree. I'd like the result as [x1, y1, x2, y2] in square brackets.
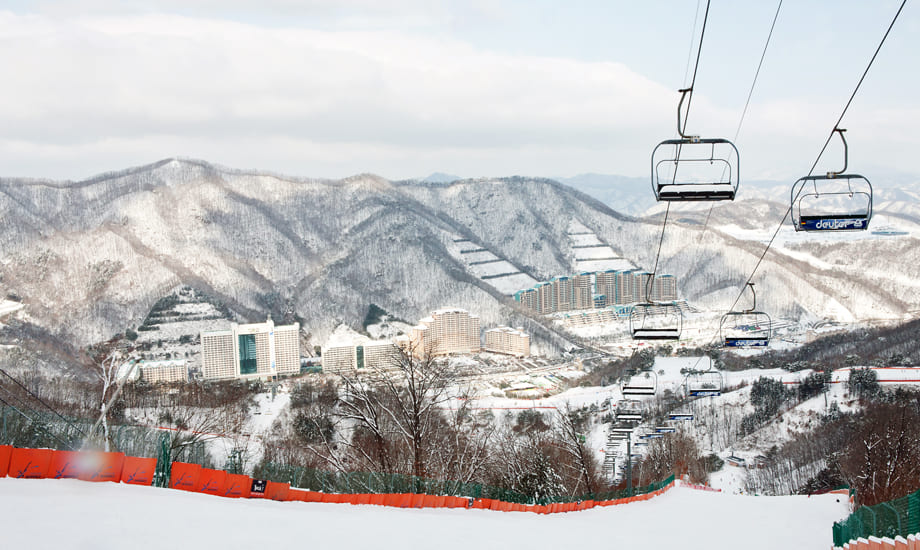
[85, 337, 134, 451]
[553, 404, 600, 495]
[334, 341, 458, 479]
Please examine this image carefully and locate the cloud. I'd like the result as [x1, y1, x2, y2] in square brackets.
[0, 9, 915, 183]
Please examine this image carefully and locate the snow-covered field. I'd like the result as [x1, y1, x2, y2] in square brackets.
[0, 478, 849, 550]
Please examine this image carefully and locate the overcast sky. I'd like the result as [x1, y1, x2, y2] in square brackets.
[1, 1, 917, 182]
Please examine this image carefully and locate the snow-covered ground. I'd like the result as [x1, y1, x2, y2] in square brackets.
[0, 299, 23, 318]
[0, 478, 849, 550]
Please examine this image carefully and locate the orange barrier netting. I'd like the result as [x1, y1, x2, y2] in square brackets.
[1, 446, 677, 514]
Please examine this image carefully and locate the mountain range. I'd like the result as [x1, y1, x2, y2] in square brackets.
[1, 158, 919, 355]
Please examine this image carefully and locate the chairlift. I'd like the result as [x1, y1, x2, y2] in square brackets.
[668, 412, 694, 421]
[630, 303, 682, 341]
[655, 426, 677, 434]
[615, 399, 644, 422]
[720, 283, 771, 348]
[651, 88, 740, 202]
[791, 129, 872, 232]
[685, 369, 723, 397]
[621, 369, 658, 396]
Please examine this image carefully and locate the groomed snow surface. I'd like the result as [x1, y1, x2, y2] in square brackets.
[0, 478, 848, 550]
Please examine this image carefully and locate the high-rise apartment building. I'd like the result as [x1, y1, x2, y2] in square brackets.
[514, 271, 679, 313]
[138, 359, 189, 384]
[484, 326, 530, 357]
[409, 308, 481, 357]
[201, 318, 300, 381]
[322, 339, 401, 374]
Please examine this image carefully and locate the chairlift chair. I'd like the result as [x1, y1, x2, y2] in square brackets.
[621, 369, 658, 396]
[610, 424, 636, 434]
[615, 399, 644, 422]
[655, 426, 677, 434]
[720, 283, 771, 348]
[651, 88, 740, 202]
[685, 369, 723, 397]
[630, 303, 682, 341]
[791, 129, 872, 232]
[668, 412, 694, 421]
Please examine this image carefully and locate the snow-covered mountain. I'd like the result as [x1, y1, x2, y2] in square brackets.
[1, 158, 918, 351]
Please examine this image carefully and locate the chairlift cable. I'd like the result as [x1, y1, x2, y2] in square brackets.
[647, 203, 671, 295]
[727, 0, 906, 315]
[651, 1, 709, 287]
[0, 366, 88, 437]
[693, 0, 784, 252]
[682, 0, 711, 128]
[0, 392, 76, 450]
[682, 0, 703, 89]
[680, 0, 907, 370]
[670, 0, 711, 187]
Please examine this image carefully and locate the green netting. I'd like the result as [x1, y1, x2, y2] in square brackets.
[833, 489, 920, 546]
[253, 461, 673, 505]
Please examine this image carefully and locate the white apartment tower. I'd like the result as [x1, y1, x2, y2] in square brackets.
[201, 317, 300, 381]
[484, 326, 530, 357]
[322, 339, 401, 374]
[409, 308, 481, 357]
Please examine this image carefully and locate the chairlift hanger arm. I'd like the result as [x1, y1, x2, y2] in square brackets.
[827, 128, 848, 178]
[677, 88, 699, 141]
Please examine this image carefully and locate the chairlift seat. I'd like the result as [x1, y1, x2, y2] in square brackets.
[630, 303, 682, 342]
[791, 173, 872, 232]
[651, 137, 740, 202]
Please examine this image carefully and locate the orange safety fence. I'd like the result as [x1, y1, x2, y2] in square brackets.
[224, 474, 251, 498]
[47, 450, 124, 481]
[198, 468, 228, 496]
[8, 447, 53, 479]
[169, 462, 202, 492]
[81, 452, 125, 482]
[0, 445, 12, 477]
[1, 446, 678, 514]
[265, 481, 290, 501]
[121, 456, 157, 486]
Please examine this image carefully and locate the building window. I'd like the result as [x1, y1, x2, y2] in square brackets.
[239, 334, 257, 375]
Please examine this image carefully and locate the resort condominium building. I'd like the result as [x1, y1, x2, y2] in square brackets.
[409, 308, 481, 357]
[322, 339, 401, 374]
[484, 326, 530, 357]
[201, 317, 300, 381]
[138, 359, 189, 384]
[514, 270, 679, 313]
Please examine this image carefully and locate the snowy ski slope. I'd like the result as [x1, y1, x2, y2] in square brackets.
[0, 477, 848, 550]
